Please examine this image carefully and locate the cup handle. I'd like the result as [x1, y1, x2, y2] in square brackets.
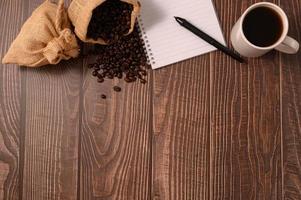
[275, 36, 299, 54]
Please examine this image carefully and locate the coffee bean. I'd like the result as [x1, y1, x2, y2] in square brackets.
[124, 77, 132, 82]
[92, 71, 98, 76]
[117, 73, 123, 79]
[97, 78, 104, 83]
[88, 25, 149, 86]
[137, 74, 143, 79]
[140, 79, 147, 84]
[130, 77, 137, 82]
[87, 0, 133, 43]
[113, 86, 121, 92]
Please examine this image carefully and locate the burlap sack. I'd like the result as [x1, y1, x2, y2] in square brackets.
[2, 0, 80, 67]
[68, 0, 141, 45]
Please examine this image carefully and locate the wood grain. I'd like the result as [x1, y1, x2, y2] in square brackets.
[210, 0, 282, 199]
[21, 1, 81, 199]
[280, 0, 301, 199]
[1, 0, 301, 199]
[0, 0, 28, 199]
[152, 56, 210, 200]
[80, 55, 151, 199]
[22, 61, 81, 200]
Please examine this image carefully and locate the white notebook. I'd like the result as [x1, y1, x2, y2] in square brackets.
[138, 0, 225, 69]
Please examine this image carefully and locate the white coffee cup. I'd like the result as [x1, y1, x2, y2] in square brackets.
[231, 2, 299, 57]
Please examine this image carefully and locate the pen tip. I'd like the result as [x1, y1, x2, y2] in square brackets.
[174, 16, 183, 24]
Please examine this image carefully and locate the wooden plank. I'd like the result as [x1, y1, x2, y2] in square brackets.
[21, 1, 81, 199]
[152, 56, 211, 200]
[280, 0, 301, 199]
[79, 56, 151, 199]
[210, 0, 282, 199]
[22, 61, 82, 200]
[0, 0, 28, 199]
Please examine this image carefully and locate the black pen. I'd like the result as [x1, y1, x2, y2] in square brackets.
[174, 16, 246, 63]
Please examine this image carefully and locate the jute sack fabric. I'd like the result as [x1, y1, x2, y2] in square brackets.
[2, 0, 80, 67]
[68, 0, 141, 45]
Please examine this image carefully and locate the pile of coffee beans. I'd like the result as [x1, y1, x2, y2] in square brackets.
[88, 25, 149, 97]
[87, 0, 133, 43]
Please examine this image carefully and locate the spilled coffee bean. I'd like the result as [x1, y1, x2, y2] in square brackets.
[113, 86, 122, 92]
[89, 25, 149, 95]
[87, 0, 133, 43]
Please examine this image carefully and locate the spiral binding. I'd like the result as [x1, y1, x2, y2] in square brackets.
[137, 15, 155, 66]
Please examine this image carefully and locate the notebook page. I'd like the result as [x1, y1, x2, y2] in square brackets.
[138, 0, 225, 69]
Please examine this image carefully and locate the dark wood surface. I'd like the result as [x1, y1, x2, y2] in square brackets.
[0, 0, 300, 199]
[280, 0, 301, 199]
[211, 0, 282, 199]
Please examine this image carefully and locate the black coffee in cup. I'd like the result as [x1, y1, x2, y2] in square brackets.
[242, 6, 283, 47]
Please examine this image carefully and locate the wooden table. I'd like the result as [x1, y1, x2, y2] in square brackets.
[0, 0, 300, 199]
